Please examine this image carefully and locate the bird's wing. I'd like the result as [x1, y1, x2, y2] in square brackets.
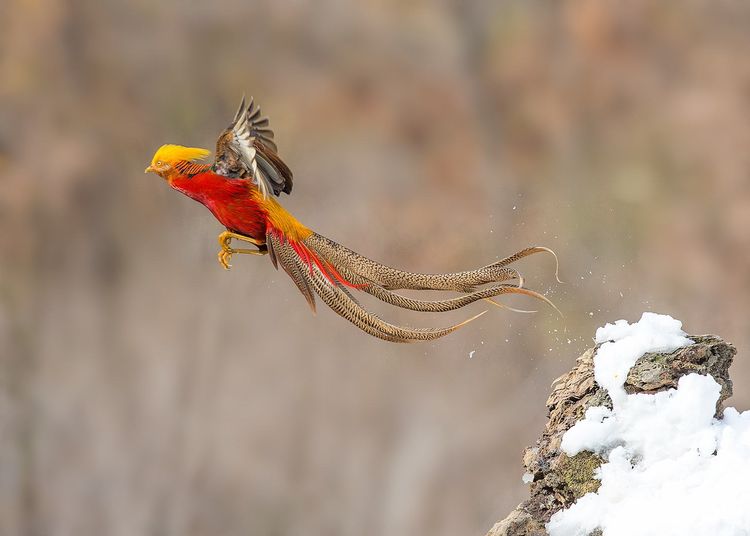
[213, 96, 293, 198]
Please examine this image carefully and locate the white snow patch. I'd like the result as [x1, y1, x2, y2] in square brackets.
[548, 312, 750, 536]
[591, 312, 692, 406]
[522, 472, 534, 484]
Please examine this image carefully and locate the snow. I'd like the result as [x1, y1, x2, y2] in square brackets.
[547, 312, 750, 536]
[590, 312, 693, 406]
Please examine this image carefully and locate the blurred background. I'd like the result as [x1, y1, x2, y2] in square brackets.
[2, 1, 749, 535]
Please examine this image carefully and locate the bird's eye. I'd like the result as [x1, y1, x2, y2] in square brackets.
[157, 161, 163, 166]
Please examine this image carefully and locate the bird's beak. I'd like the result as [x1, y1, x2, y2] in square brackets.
[145, 165, 155, 174]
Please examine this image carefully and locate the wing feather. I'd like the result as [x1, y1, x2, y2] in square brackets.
[213, 95, 293, 197]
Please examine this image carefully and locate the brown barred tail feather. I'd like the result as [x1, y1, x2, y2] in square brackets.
[267, 230, 487, 342]
[267, 232, 316, 312]
[266, 230, 560, 342]
[303, 233, 560, 292]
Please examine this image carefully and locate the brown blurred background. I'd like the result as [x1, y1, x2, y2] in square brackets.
[1, 1, 749, 535]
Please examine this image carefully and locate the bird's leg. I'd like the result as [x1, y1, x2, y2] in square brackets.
[218, 230, 267, 269]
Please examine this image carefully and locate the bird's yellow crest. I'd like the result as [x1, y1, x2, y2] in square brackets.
[150, 144, 211, 166]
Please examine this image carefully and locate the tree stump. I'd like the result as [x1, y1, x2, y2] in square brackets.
[486, 335, 736, 536]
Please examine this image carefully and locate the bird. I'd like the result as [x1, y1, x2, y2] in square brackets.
[145, 96, 560, 342]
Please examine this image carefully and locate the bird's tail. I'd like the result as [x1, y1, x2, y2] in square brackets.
[266, 229, 559, 342]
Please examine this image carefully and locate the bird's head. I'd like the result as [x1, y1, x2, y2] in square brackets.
[145, 144, 211, 178]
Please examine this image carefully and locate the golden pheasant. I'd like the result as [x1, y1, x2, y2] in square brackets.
[146, 96, 559, 342]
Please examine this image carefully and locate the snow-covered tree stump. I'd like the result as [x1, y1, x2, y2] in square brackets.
[487, 326, 737, 536]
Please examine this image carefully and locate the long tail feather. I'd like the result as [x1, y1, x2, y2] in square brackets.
[304, 233, 526, 291]
[304, 233, 560, 314]
[492, 246, 563, 284]
[323, 261, 541, 313]
[308, 264, 486, 342]
[268, 232, 316, 312]
[265, 229, 559, 341]
[268, 230, 489, 342]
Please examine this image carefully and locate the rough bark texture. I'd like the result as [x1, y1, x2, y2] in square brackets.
[486, 335, 736, 536]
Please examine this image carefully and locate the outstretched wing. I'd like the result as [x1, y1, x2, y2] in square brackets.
[213, 96, 293, 198]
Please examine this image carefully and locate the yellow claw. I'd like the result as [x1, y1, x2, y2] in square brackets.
[218, 249, 232, 270]
[217, 230, 267, 269]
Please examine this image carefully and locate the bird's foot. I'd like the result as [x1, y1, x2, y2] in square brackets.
[217, 231, 267, 269]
